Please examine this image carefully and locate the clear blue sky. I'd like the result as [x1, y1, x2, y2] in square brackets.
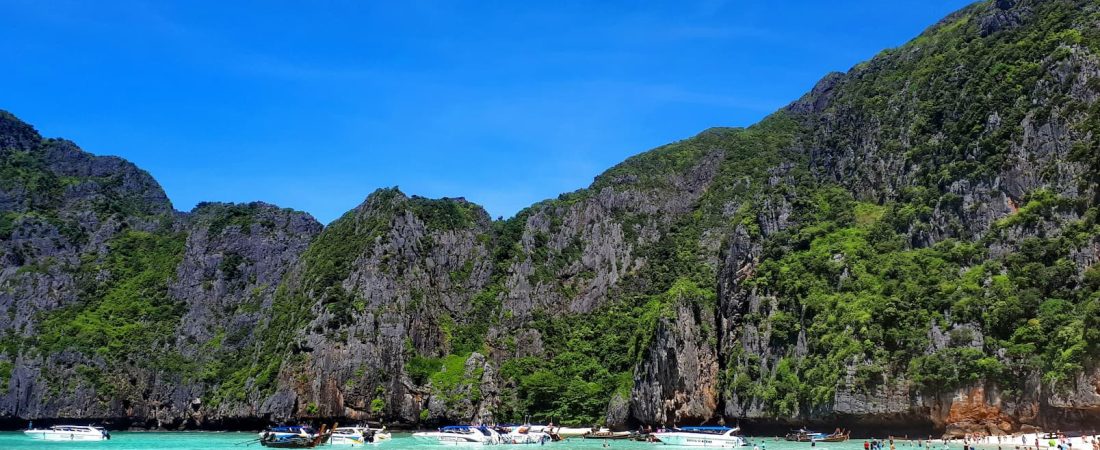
[1, 0, 973, 223]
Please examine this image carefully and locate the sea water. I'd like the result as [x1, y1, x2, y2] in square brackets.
[0, 432, 969, 450]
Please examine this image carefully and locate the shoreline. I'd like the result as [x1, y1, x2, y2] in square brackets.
[0, 430, 1093, 440]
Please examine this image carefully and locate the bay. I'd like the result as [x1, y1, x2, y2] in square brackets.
[0, 433, 965, 450]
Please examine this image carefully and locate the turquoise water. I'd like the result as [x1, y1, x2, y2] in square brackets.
[0, 433, 956, 450]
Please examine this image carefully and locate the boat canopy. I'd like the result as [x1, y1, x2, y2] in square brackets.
[679, 426, 734, 432]
[440, 425, 494, 436]
[269, 426, 315, 433]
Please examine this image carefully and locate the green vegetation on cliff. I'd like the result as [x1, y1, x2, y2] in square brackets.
[701, 0, 1100, 419]
[726, 186, 1099, 416]
[36, 229, 187, 364]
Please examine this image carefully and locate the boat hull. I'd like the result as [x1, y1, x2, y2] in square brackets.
[504, 432, 553, 444]
[412, 433, 493, 445]
[554, 427, 593, 438]
[584, 432, 632, 440]
[330, 427, 390, 445]
[330, 435, 367, 445]
[655, 433, 745, 447]
[23, 430, 107, 441]
[786, 433, 827, 442]
[328, 433, 390, 445]
[260, 437, 319, 448]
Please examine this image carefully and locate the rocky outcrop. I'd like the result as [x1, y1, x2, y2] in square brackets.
[279, 190, 498, 424]
[630, 289, 720, 426]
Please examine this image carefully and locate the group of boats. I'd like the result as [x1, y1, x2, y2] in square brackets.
[412, 425, 550, 445]
[19, 423, 390, 447]
[409, 425, 749, 447]
[409, 424, 622, 444]
[407, 424, 852, 447]
[257, 424, 392, 448]
[785, 429, 851, 443]
[18, 422, 849, 448]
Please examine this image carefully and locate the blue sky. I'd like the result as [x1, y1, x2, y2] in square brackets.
[1, 0, 972, 223]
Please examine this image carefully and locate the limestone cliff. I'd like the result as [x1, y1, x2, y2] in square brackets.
[1, 0, 1100, 435]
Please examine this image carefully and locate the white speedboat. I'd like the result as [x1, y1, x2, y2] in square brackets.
[500, 425, 554, 444]
[331, 426, 392, 445]
[553, 427, 594, 439]
[413, 425, 503, 445]
[653, 426, 746, 447]
[24, 425, 110, 441]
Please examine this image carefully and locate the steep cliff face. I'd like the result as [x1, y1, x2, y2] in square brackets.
[712, 0, 1100, 435]
[0, 116, 323, 427]
[279, 190, 498, 424]
[629, 281, 721, 426]
[1, 0, 1099, 434]
[0, 110, 177, 424]
[163, 202, 322, 426]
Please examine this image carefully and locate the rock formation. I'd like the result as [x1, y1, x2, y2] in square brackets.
[1, 0, 1099, 435]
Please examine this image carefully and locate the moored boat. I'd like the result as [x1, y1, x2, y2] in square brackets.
[374, 427, 393, 442]
[412, 425, 503, 445]
[526, 425, 562, 441]
[553, 427, 594, 439]
[498, 425, 554, 444]
[785, 430, 827, 442]
[331, 426, 392, 445]
[583, 428, 632, 439]
[259, 425, 331, 448]
[652, 426, 746, 447]
[818, 430, 850, 443]
[23, 425, 110, 441]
